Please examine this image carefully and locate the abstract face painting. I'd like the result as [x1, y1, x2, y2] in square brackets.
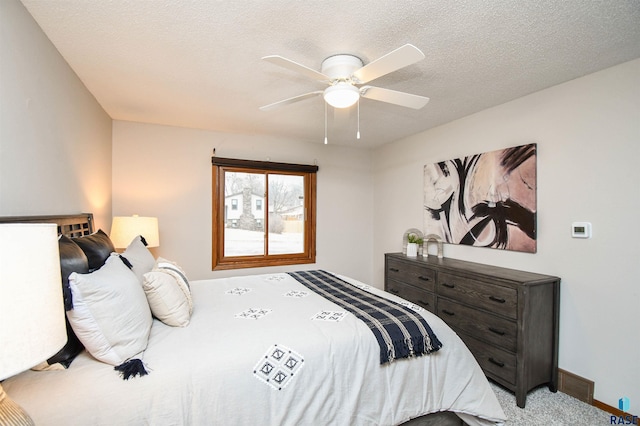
[423, 143, 537, 253]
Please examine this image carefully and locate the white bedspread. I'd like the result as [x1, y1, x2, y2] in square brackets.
[4, 272, 506, 426]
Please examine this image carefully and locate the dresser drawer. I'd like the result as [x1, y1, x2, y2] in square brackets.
[437, 298, 517, 352]
[460, 333, 517, 385]
[387, 279, 435, 312]
[386, 259, 436, 292]
[438, 272, 517, 319]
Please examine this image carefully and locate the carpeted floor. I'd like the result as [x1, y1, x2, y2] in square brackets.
[490, 382, 614, 425]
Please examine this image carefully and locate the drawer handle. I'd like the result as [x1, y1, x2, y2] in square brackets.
[489, 296, 506, 303]
[389, 268, 400, 272]
[418, 300, 430, 307]
[442, 309, 455, 316]
[441, 283, 455, 289]
[488, 357, 505, 368]
[488, 327, 506, 336]
[418, 276, 431, 282]
[389, 289, 399, 294]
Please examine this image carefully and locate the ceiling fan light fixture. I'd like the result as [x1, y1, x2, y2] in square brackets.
[323, 83, 359, 108]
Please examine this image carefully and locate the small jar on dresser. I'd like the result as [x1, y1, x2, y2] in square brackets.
[384, 253, 560, 408]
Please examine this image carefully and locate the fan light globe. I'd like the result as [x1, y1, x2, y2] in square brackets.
[323, 83, 359, 108]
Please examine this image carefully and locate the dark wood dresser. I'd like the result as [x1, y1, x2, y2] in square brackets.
[384, 253, 560, 408]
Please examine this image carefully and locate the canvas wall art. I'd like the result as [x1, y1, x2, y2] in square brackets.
[423, 143, 537, 253]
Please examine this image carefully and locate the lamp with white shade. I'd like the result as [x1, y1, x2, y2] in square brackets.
[0, 224, 66, 425]
[110, 215, 159, 249]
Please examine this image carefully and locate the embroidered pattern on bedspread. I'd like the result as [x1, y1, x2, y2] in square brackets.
[283, 290, 309, 298]
[253, 344, 305, 390]
[288, 270, 442, 364]
[235, 308, 272, 320]
[264, 275, 286, 281]
[311, 310, 348, 321]
[398, 301, 425, 311]
[226, 287, 252, 295]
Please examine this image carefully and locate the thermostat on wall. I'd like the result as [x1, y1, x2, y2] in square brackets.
[571, 222, 592, 239]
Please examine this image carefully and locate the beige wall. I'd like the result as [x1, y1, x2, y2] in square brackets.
[112, 120, 374, 283]
[0, 0, 112, 229]
[372, 58, 640, 409]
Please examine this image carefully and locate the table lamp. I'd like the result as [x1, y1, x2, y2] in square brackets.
[110, 215, 159, 249]
[0, 223, 66, 425]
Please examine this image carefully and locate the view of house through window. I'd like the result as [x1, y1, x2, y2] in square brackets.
[223, 172, 304, 257]
[212, 157, 317, 270]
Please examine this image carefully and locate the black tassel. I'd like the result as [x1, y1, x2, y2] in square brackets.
[119, 254, 133, 269]
[114, 358, 148, 380]
[140, 235, 148, 246]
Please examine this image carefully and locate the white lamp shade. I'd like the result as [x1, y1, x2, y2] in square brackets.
[323, 83, 360, 108]
[0, 224, 66, 380]
[110, 216, 159, 249]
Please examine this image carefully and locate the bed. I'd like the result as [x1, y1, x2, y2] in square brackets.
[0, 214, 506, 426]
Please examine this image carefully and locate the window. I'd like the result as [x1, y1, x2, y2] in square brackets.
[212, 157, 317, 270]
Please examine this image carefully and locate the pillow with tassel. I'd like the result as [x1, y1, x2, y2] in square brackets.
[67, 254, 152, 379]
[119, 235, 156, 284]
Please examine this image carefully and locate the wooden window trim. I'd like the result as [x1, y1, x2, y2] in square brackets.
[212, 157, 317, 270]
[212, 157, 318, 173]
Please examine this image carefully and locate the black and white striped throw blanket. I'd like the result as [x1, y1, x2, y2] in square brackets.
[288, 270, 442, 364]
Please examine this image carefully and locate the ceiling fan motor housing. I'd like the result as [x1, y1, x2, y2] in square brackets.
[321, 54, 364, 82]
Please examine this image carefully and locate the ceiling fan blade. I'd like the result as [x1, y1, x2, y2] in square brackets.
[360, 86, 429, 109]
[263, 55, 330, 82]
[259, 91, 323, 111]
[351, 44, 425, 84]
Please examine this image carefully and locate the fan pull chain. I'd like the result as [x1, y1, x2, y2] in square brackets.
[356, 98, 361, 140]
[324, 102, 328, 144]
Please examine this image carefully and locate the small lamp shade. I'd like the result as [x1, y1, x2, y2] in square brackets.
[110, 215, 159, 249]
[0, 224, 66, 380]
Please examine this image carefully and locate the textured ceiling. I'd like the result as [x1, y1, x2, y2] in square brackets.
[20, 0, 640, 148]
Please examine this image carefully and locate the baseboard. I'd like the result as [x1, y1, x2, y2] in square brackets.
[558, 369, 637, 425]
[593, 400, 639, 425]
[558, 368, 594, 404]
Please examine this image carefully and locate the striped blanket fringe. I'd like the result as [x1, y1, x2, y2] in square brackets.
[288, 270, 442, 364]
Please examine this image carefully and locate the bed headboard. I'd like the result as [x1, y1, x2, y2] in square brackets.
[0, 213, 94, 237]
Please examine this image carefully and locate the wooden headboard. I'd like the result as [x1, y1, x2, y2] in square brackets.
[0, 213, 94, 237]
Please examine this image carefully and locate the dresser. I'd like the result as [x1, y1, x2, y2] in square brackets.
[384, 253, 560, 408]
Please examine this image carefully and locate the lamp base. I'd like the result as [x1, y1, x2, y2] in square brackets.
[0, 384, 35, 426]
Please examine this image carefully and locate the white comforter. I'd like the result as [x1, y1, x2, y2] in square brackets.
[4, 272, 506, 426]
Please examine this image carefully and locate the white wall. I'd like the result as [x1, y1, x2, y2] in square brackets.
[112, 120, 374, 283]
[372, 58, 640, 410]
[0, 0, 112, 229]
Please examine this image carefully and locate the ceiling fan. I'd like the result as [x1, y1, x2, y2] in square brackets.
[259, 44, 430, 112]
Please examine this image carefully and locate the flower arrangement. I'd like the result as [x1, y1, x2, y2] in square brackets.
[406, 232, 423, 257]
[407, 233, 423, 245]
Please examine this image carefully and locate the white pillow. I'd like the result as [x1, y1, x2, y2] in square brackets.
[142, 257, 192, 327]
[120, 235, 155, 283]
[67, 255, 153, 366]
